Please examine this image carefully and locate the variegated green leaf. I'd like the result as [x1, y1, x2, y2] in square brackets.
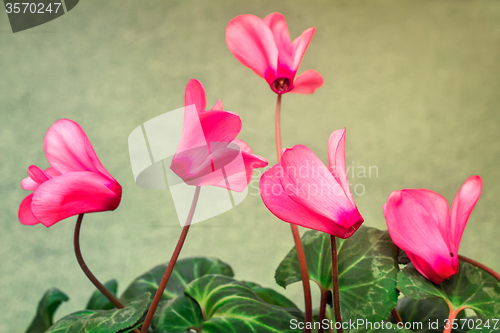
[397, 261, 500, 319]
[46, 292, 150, 333]
[121, 257, 234, 303]
[275, 226, 399, 324]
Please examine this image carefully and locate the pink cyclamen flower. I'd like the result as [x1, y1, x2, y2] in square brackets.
[383, 176, 483, 284]
[19, 119, 122, 227]
[226, 12, 324, 95]
[170, 79, 268, 192]
[260, 129, 363, 238]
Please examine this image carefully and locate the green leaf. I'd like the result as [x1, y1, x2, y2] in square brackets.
[397, 261, 500, 319]
[152, 295, 204, 333]
[26, 288, 69, 333]
[46, 292, 150, 333]
[393, 297, 465, 333]
[244, 281, 304, 319]
[185, 275, 300, 333]
[275, 226, 399, 323]
[121, 257, 234, 303]
[86, 279, 119, 310]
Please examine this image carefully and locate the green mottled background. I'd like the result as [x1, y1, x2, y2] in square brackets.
[1, 0, 499, 331]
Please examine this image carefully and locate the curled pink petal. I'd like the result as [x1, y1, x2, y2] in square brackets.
[21, 176, 39, 191]
[226, 14, 278, 82]
[231, 139, 268, 186]
[28, 165, 50, 184]
[31, 172, 122, 227]
[292, 27, 315, 73]
[185, 79, 207, 114]
[199, 111, 242, 145]
[260, 164, 336, 234]
[19, 194, 40, 225]
[264, 13, 294, 78]
[450, 176, 482, 255]
[211, 99, 223, 111]
[44, 119, 115, 181]
[328, 129, 355, 207]
[290, 70, 324, 94]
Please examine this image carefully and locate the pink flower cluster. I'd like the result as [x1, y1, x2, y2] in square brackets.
[19, 12, 483, 286]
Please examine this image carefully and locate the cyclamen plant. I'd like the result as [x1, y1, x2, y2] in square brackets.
[21, 12, 500, 333]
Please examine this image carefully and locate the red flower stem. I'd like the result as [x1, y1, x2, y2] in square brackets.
[74, 214, 141, 333]
[276, 94, 312, 332]
[140, 186, 201, 333]
[318, 289, 329, 333]
[391, 308, 403, 324]
[443, 305, 465, 333]
[330, 235, 344, 333]
[459, 255, 500, 282]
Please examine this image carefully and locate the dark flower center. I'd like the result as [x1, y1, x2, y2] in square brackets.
[271, 77, 292, 94]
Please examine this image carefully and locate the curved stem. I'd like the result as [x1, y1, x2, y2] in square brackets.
[276, 94, 312, 332]
[443, 304, 465, 333]
[459, 255, 500, 282]
[74, 214, 125, 309]
[74, 214, 141, 333]
[391, 308, 403, 324]
[140, 186, 201, 333]
[318, 289, 329, 333]
[330, 235, 343, 333]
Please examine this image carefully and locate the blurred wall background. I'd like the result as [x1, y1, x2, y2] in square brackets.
[1, 0, 499, 330]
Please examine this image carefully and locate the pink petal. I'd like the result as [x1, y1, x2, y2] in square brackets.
[384, 190, 455, 283]
[19, 194, 40, 225]
[229, 139, 268, 188]
[31, 172, 122, 227]
[279, 145, 363, 237]
[185, 79, 207, 114]
[44, 119, 115, 181]
[406, 252, 456, 285]
[226, 14, 278, 83]
[406, 189, 451, 251]
[260, 163, 338, 234]
[171, 109, 242, 186]
[264, 13, 294, 78]
[327, 129, 355, 207]
[211, 99, 223, 111]
[292, 27, 316, 72]
[289, 70, 324, 94]
[450, 176, 482, 255]
[171, 144, 234, 187]
[44, 167, 62, 177]
[21, 166, 62, 191]
[21, 176, 39, 191]
[28, 165, 49, 184]
[200, 110, 242, 145]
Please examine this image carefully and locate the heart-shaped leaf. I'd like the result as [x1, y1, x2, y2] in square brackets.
[121, 257, 233, 303]
[46, 292, 150, 333]
[152, 295, 204, 333]
[392, 297, 465, 333]
[86, 279, 119, 310]
[275, 226, 399, 324]
[26, 288, 69, 333]
[182, 275, 300, 332]
[397, 261, 500, 320]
